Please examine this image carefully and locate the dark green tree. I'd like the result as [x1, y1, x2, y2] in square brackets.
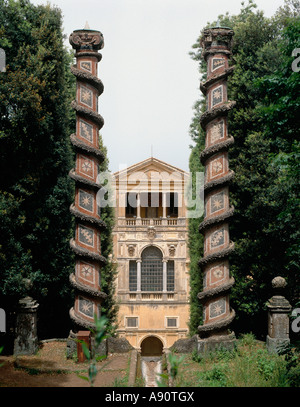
[187, 100, 205, 335]
[188, 0, 300, 337]
[255, 16, 300, 307]
[0, 0, 75, 344]
[97, 135, 119, 336]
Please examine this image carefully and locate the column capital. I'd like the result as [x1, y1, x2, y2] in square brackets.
[69, 28, 104, 52]
[200, 26, 234, 60]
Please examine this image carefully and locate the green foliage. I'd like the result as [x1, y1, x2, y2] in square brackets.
[202, 365, 228, 387]
[98, 134, 118, 335]
[0, 0, 76, 339]
[0, 345, 4, 367]
[188, 0, 300, 338]
[0, 0, 116, 343]
[183, 337, 295, 387]
[157, 353, 185, 387]
[77, 314, 108, 387]
[278, 342, 300, 387]
[187, 105, 205, 335]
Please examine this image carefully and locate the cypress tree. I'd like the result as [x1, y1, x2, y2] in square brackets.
[0, 0, 75, 344]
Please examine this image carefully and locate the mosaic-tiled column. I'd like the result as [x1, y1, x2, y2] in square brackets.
[197, 26, 236, 352]
[68, 27, 107, 334]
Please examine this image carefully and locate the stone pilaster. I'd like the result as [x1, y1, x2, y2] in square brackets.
[197, 25, 236, 352]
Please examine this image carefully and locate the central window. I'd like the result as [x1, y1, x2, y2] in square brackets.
[141, 246, 163, 291]
[125, 192, 179, 218]
[128, 246, 175, 293]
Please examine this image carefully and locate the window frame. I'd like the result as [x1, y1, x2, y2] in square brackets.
[165, 316, 179, 328]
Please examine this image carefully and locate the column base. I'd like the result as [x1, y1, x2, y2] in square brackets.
[197, 332, 236, 354]
[266, 335, 290, 354]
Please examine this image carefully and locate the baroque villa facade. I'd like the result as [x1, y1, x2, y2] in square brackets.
[112, 157, 190, 353]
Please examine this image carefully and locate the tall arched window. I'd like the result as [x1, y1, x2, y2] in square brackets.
[141, 246, 163, 291]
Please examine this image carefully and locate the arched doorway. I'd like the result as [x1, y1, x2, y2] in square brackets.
[140, 336, 163, 356]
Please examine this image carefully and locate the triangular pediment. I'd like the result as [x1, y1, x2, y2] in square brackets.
[113, 157, 189, 180]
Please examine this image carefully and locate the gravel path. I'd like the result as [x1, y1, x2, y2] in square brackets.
[0, 341, 129, 387]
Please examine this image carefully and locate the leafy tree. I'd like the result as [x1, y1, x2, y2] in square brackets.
[188, 0, 300, 337]
[255, 17, 300, 308]
[0, 0, 75, 343]
[187, 100, 205, 335]
[0, 0, 117, 346]
[97, 134, 119, 335]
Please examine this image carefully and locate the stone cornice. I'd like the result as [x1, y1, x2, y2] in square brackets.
[70, 133, 105, 161]
[198, 242, 235, 267]
[200, 136, 234, 165]
[69, 168, 100, 190]
[204, 170, 235, 193]
[69, 307, 96, 330]
[198, 309, 236, 333]
[200, 101, 236, 129]
[70, 238, 107, 265]
[199, 206, 235, 233]
[200, 66, 235, 95]
[71, 65, 104, 94]
[71, 100, 104, 128]
[69, 273, 107, 299]
[69, 204, 107, 229]
[197, 277, 235, 302]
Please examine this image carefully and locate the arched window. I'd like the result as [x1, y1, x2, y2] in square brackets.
[141, 246, 163, 291]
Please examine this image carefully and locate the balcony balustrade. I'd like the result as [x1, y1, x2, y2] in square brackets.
[117, 217, 186, 227]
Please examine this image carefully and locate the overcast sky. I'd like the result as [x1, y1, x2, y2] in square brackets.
[30, 0, 286, 172]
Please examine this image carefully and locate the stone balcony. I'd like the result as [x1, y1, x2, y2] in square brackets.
[117, 217, 186, 227]
[117, 290, 188, 303]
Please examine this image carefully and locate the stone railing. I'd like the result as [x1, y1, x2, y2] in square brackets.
[117, 217, 186, 227]
[127, 292, 175, 301]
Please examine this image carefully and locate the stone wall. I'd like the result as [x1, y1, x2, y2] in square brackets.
[107, 336, 134, 353]
[169, 335, 198, 353]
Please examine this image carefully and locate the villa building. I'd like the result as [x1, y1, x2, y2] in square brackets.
[112, 157, 190, 354]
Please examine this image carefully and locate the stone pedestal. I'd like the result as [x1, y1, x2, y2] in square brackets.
[266, 276, 291, 353]
[13, 296, 39, 356]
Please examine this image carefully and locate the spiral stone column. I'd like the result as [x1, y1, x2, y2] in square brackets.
[197, 25, 236, 352]
[67, 26, 107, 351]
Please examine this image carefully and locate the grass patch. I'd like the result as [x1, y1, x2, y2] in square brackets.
[172, 334, 299, 387]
